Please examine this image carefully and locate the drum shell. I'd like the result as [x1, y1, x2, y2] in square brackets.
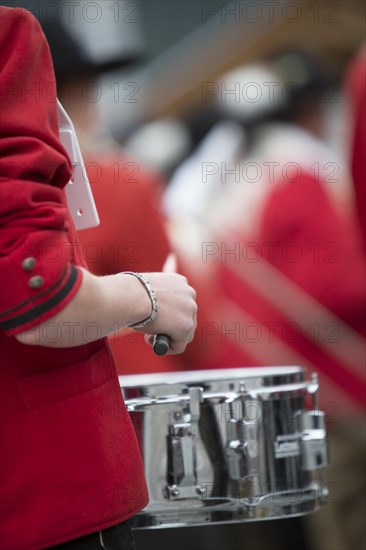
[121, 367, 327, 528]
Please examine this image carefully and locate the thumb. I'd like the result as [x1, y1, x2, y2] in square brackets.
[162, 253, 177, 273]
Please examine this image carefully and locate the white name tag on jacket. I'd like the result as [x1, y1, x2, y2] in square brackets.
[57, 100, 99, 230]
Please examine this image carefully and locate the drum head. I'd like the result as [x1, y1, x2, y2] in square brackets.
[120, 366, 305, 399]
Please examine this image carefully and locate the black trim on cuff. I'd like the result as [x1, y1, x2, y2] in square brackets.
[0, 265, 78, 332]
[0, 266, 68, 318]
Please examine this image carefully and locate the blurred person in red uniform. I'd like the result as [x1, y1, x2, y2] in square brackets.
[211, 52, 366, 550]
[0, 7, 197, 550]
[168, 50, 365, 392]
[165, 50, 365, 549]
[297, 43, 366, 550]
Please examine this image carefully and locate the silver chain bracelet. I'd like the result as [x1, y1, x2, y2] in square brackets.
[121, 272, 158, 329]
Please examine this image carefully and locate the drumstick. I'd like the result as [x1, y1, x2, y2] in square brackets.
[153, 334, 170, 356]
[153, 254, 176, 356]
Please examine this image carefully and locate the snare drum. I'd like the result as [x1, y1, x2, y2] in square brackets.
[120, 366, 328, 528]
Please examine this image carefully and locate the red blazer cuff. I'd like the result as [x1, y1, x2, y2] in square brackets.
[0, 263, 82, 335]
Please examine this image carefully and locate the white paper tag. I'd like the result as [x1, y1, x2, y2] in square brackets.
[57, 100, 99, 230]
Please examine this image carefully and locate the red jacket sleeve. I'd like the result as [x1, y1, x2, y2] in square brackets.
[258, 173, 366, 335]
[344, 45, 366, 253]
[0, 7, 82, 335]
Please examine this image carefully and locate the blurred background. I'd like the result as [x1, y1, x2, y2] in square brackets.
[3, 1, 365, 549]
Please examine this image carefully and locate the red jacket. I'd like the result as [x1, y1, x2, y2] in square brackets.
[0, 8, 148, 549]
[218, 171, 366, 415]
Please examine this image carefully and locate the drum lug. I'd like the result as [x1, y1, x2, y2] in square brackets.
[226, 391, 259, 482]
[226, 418, 258, 481]
[226, 419, 248, 480]
[165, 387, 203, 500]
[299, 410, 328, 471]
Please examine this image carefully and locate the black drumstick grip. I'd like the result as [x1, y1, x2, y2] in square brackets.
[153, 334, 170, 356]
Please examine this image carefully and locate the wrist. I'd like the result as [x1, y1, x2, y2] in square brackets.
[119, 272, 158, 329]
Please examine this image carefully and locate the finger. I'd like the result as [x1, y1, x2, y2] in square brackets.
[145, 334, 154, 346]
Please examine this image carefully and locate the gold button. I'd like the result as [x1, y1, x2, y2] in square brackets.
[22, 257, 36, 271]
[28, 275, 44, 289]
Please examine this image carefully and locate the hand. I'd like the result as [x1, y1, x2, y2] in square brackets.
[140, 254, 197, 355]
